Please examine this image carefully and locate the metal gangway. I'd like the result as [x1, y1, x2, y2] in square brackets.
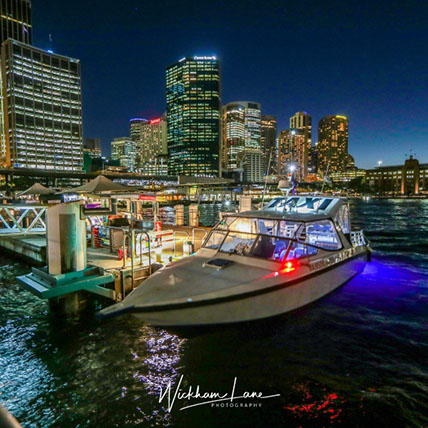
[0, 204, 47, 236]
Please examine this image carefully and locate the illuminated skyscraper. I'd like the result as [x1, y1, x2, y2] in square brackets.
[129, 117, 147, 141]
[278, 129, 308, 181]
[290, 111, 311, 148]
[221, 101, 261, 171]
[140, 115, 167, 166]
[111, 137, 137, 171]
[260, 114, 277, 173]
[84, 138, 102, 158]
[221, 103, 245, 170]
[166, 56, 220, 176]
[0, 0, 32, 45]
[317, 115, 353, 175]
[0, 40, 83, 170]
[240, 149, 263, 182]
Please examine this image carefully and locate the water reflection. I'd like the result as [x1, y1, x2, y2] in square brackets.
[1, 200, 428, 427]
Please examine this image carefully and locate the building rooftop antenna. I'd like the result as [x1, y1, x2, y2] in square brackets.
[47, 34, 54, 54]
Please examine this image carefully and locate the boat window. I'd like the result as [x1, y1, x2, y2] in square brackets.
[334, 204, 350, 234]
[301, 220, 341, 250]
[252, 236, 291, 262]
[219, 232, 256, 256]
[257, 219, 277, 235]
[216, 216, 236, 230]
[286, 241, 318, 260]
[203, 231, 227, 250]
[278, 221, 300, 238]
[228, 217, 258, 234]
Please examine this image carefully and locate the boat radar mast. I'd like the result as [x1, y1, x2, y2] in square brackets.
[278, 179, 294, 198]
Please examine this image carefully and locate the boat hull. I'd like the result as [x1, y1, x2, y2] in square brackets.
[130, 251, 369, 327]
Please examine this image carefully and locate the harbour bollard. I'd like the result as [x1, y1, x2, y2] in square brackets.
[46, 201, 88, 316]
[188, 204, 199, 227]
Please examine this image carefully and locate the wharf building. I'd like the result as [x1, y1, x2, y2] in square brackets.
[366, 156, 428, 195]
[166, 56, 220, 177]
[317, 115, 354, 175]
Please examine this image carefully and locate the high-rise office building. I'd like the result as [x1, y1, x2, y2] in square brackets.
[221, 103, 245, 170]
[129, 117, 147, 141]
[290, 112, 312, 140]
[0, 40, 83, 170]
[308, 144, 318, 175]
[84, 138, 102, 158]
[278, 129, 308, 181]
[260, 114, 277, 173]
[111, 137, 137, 171]
[240, 149, 263, 182]
[290, 111, 311, 146]
[166, 56, 220, 176]
[317, 115, 353, 175]
[0, 0, 32, 45]
[243, 102, 261, 150]
[221, 101, 261, 171]
[140, 115, 168, 166]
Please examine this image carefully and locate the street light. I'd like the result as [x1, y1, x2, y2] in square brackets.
[377, 160, 382, 167]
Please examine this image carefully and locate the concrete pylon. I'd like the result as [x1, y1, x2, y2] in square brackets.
[47, 201, 86, 275]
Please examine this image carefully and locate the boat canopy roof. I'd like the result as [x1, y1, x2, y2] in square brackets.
[229, 196, 347, 222]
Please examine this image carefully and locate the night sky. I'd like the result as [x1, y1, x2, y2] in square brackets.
[34, 0, 428, 169]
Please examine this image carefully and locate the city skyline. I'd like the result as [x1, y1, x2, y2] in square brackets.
[31, 0, 428, 169]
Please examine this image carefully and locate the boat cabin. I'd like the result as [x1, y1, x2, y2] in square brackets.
[203, 196, 352, 264]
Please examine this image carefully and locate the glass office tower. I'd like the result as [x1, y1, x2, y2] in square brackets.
[0, 0, 32, 45]
[0, 40, 83, 169]
[166, 56, 220, 176]
[317, 115, 352, 174]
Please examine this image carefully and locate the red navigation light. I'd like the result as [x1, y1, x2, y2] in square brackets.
[263, 260, 296, 280]
[149, 118, 161, 125]
[281, 261, 296, 274]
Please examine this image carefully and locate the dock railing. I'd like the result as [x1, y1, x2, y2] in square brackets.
[173, 230, 189, 257]
[192, 228, 208, 252]
[0, 204, 46, 236]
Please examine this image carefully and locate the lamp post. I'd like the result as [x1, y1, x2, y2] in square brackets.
[54, 155, 61, 187]
[288, 164, 296, 195]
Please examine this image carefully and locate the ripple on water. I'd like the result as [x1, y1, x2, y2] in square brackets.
[0, 200, 428, 427]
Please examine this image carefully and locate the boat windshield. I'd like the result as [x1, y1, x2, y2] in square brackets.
[203, 216, 342, 262]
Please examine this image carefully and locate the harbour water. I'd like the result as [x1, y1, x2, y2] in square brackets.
[0, 199, 427, 427]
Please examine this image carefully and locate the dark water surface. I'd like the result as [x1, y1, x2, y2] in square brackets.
[0, 200, 427, 427]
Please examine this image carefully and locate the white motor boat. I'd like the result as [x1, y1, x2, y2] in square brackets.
[98, 195, 370, 326]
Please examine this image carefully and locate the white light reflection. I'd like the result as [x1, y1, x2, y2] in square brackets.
[130, 327, 186, 422]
